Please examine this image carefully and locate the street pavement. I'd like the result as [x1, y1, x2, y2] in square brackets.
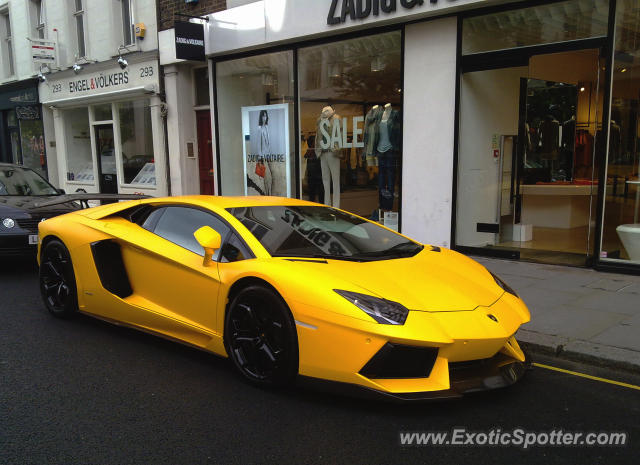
[476, 257, 640, 370]
[1, 258, 639, 465]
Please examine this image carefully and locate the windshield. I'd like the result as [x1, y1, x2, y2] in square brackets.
[227, 205, 423, 261]
[0, 166, 58, 196]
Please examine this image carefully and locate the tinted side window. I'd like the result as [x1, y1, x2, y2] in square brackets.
[220, 234, 251, 263]
[151, 207, 230, 258]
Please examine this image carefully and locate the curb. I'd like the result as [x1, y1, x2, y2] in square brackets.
[516, 329, 640, 374]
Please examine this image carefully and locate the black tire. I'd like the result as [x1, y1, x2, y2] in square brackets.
[39, 239, 79, 319]
[224, 285, 298, 387]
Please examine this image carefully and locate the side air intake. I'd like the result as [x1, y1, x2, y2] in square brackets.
[90, 240, 133, 298]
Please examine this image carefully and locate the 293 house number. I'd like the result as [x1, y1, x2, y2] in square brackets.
[52, 83, 63, 93]
[140, 66, 154, 78]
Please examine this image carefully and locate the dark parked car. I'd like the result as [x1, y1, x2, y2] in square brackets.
[0, 163, 81, 256]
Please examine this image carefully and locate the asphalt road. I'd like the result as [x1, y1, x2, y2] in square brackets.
[1, 258, 639, 465]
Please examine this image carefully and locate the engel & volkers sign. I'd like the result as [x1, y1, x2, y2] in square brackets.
[328, 0, 444, 25]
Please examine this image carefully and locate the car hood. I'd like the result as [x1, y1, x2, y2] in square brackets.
[0, 195, 78, 216]
[280, 247, 503, 312]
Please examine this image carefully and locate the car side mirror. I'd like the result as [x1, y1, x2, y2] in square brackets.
[194, 226, 221, 267]
[57, 188, 65, 194]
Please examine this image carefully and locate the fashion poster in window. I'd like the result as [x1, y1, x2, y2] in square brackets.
[241, 104, 291, 197]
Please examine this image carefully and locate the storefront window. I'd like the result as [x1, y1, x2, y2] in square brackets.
[194, 67, 210, 107]
[19, 119, 46, 178]
[93, 103, 113, 121]
[298, 31, 402, 227]
[600, 0, 640, 264]
[64, 107, 93, 183]
[216, 51, 295, 197]
[119, 99, 155, 186]
[462, 0, 609, 55]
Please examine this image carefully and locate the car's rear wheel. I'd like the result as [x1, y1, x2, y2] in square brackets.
[225, 285, 298, 386]
[39, 239, 78, 318]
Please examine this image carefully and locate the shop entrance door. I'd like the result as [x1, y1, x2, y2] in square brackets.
[507, 50, 603, 265]
[196, 110, 214, 195]
[456, 48, 604, 266]
[95, 124, 117, 194]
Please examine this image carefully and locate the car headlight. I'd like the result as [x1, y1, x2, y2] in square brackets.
[334, 289, 409, 325]
[490, 272, 518, 298]
[2, 218, 15, 229]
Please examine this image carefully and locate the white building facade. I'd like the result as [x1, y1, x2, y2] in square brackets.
[38, 0, 167, 197]
[0, 0, 49, 177]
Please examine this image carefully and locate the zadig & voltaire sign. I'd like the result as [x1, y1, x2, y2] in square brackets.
[328, 0, 440, 25]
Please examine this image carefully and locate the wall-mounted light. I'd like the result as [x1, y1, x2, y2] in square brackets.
[117, 56, 128, 69]
[37, 72, 47, 82]
[72, 63, 83, 74]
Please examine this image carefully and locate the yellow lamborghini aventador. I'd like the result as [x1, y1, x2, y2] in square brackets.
[37, 196, 530, 400]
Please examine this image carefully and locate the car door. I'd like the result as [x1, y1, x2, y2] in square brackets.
[116, 205, 231, 348]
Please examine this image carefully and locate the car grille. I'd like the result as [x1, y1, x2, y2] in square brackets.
[16, 212, 67, 232]
[16, 218, 41, 232]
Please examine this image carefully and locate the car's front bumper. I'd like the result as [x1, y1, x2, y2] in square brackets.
[0, 234, 37, 256]
[292, 292, 531, 397]
[298, 350, 531, 401]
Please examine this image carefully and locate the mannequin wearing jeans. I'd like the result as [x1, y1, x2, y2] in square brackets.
[315, 106, 341, 207]
[377, 104, 398, 211]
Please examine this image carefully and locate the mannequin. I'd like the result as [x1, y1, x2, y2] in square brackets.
[363, 105, 382, 168]
[315, 105, 341, 207]
[376, 103, 399, 212]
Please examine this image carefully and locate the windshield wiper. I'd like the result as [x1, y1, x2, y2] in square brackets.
[272, 253, 371, 262]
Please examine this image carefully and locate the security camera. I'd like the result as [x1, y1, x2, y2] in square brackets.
[37, 73, 46, 82]
[117, 56, 128, 69]
[72, 63, 82, 74]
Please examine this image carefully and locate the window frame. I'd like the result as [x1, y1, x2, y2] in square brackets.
[1, 8, 15, 78]
[30, 0, 45, 39]
[119, 0, 135, 48]
[73, 0, 87, 59]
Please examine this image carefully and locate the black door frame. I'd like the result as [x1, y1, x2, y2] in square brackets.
[451, 1, 627, 270]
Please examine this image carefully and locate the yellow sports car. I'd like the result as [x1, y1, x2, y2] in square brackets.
[38, 196, 530, 400]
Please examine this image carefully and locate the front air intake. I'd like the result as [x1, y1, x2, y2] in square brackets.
[359, 343, 438, 379]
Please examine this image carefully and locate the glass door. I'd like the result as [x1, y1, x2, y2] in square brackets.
[94, 124, 117, 194]
[457, 49, 604, 266]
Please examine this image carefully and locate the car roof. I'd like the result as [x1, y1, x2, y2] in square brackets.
[157, 195, 319, 209]
[82, 195, 321, 219]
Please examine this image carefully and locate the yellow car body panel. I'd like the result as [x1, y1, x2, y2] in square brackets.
[38, 196, 531, 399]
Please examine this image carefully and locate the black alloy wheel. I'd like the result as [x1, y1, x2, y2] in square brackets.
[225, 285, 298, 386]
[39, 239, 78, 318]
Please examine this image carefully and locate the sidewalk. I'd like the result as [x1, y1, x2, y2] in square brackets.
[473, 256, 640, 371]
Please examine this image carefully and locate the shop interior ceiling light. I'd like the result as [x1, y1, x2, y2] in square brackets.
[328, 63, 342, 78]
[371, 56, 386, 72]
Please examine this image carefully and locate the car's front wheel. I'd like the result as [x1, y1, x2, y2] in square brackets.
[39, 239, 78, 318]
[224, 285, 298, 386]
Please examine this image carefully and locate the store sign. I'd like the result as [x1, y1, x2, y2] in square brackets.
[16, 105, 40, 120]
[31, 39, 56, 65]
[328, 0, 444, 25]
[39, 60, 159, 104]
[0, 88, 38, 111]
[319, 116, 364, 149]
[241, 104, 291, 197]
[175, 21, 205, 61]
